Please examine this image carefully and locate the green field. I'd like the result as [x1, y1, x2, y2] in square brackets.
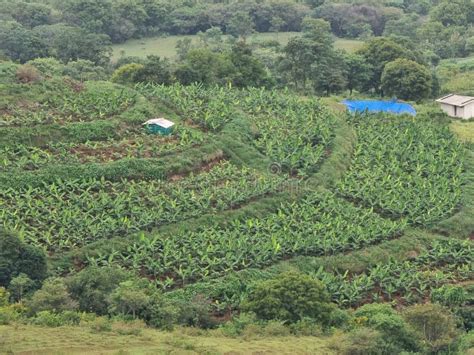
[0, 325, 336, 355]
[111, 32, 364, 61]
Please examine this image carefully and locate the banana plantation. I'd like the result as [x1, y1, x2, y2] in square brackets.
[1, 67, 472, 328]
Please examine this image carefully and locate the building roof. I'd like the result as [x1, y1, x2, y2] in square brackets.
[436, 94, 474, 107]
[143, 118, 175, 128]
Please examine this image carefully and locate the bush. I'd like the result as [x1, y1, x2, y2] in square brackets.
[111, 63, 144, 84]
[220, 312, 258, 337]
[289, 318, 324, 336]
[16, 64, 41, 83]
[242, 271, 334, 325]
[31, 310, 81, 327]
[354, 304, 422, 353]
[67, 266, 132, 315]
[0, 228, 47, 287]
[329, 327, 388, 355]
[0, 303, 26, 325]
[26, 57, 63, 77]
[431, 285, 468, 308]
[28, 278, 78, 315]
[403, 303, 459, 353]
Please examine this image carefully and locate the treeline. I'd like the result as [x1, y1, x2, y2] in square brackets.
[1, 0, 473, 65]
[110, 20, 437, 101]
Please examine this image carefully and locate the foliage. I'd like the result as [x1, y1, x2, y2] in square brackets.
[353, 304, 422, 352]
[243, 272, 334, 324]
[0, 227, 47, 287]
[108, 280, 151, 319]
[28, 278, 78, 314]
[403, 303, 460, 353]
[337, 114, 463, 225]
[381, 59, 432, 101]
[112, 63, 145, 84]
[1, 162, 284, 250]
[67, 266, 132, 315]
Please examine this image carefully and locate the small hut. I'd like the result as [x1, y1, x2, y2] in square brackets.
[143, 118, 175, 135]
[436, 94, 474, 120]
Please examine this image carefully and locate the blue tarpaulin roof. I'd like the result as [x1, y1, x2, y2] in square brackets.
[342, 99, 416, 116]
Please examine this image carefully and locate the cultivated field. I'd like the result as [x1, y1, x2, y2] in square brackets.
[1, 61, 473, 353]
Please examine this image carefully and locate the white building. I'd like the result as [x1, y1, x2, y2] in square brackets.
[436, 94, 474, 120]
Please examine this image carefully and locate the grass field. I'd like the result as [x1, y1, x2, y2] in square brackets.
[450, 120, 474, 143]
[111, 32, 364, 61]
[0, 325, 335, 355]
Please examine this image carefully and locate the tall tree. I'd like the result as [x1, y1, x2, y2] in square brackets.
[381, 58, 432, 101]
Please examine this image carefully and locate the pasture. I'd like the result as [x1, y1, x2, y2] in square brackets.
[111, 32, 364, 61]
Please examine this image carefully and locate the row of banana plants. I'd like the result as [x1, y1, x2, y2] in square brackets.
[337, 114, 464, 225]
[1, 81, 137, 127]
[136, 83, 238, 131]
[239, 88, 335, 176]
[162, 239, 472, 313]
[137, 84, 336, 175]
[0, 126, 206, 171]
[86, 191, 405, 287]
[1, 162, 285, 250]
[310, 239, 473, 307]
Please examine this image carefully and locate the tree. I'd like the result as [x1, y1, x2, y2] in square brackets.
[111, 63, 145, 84]
[280, 19, 334, 91]
[311, 51, 347, 96]
[229, 42, 272, 88]
[403, 303, 459, 353]
[242, 272, 334, 324]
[133, 55, 172, 84]
[381, 59, 432, 101]
[227, 11, 255, 41]
[344, 53, 372, 95]
[108, 280, 150, 318]
[67, 266, 131, 314]
[32, 24, 111, 65]
[28, 278, 78, 314]
[0, 23, 48, 63]
[430, 0, 470, 27]
[8, 273, 34, 304]
[0, 227, 47, 287]
[357, 37, 416, 94]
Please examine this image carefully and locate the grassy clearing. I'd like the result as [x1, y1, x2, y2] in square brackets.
[0, 325, 334, 355]
[111, 33, 363, 60]
[450, 120, 474, 143]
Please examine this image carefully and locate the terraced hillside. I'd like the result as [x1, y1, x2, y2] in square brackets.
[1, 62, 473, 352]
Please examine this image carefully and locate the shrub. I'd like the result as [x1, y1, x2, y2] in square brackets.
[111, 63, 144, 84]
[26, 57, 63, 77]
[329, 327, 388, 355]
[28, 278, 78, 315]
[403, 303, 459, 353]
[0, 304, 26, 325]
[242, 271, 334, 325]
[289, 318, 324, 336]
[16, 64, 41, 83]
[431, 285, 468, 308]
[31, 310, 81, 327]
[0, 228, 47, 287]
[220, 312, 258, 337]
[67, 266, 132, 315]
[354, 304, 422, 353]
[82, 316, 112, 332]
